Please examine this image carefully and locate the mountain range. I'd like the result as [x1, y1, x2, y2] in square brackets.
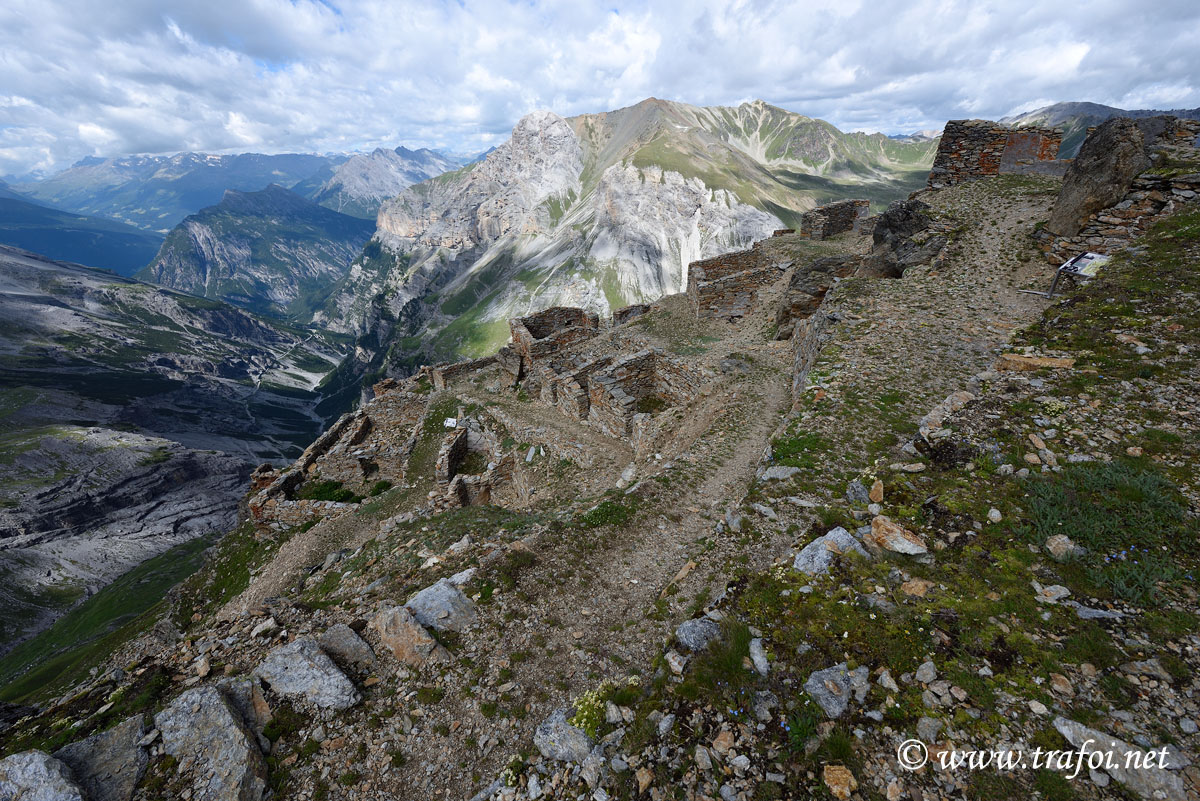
[139, 185, 375, 321]
[319, 97, 939, 366]
[1003, 100, 1200, 156]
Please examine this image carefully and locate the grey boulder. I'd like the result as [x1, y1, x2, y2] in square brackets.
[318, 623, 376, 672]
[675, 617, 722, 652]
[0, 751, 84, 801]
[154, 686, 267, 801]
[1054, 716, 1188, 800]
[254, 637, 361, 711]
[793, 527, 869, 576]
[1047, 117, 1150, 236]
[406, 579, 478, 632]
[804, 663, 870, 718]
[52, 715, 147, 801]
[533, 709, 594, 764]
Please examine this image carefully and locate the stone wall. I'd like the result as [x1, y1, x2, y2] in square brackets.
[434, 426, 470, 486]
[1038, 117, 1200, 263]
[928, 120, 1065, 188]
[688, 262, 787, 319]
[430, 356, 498, 390]
[772, 228, 795, 237]
[503, 306, 601, 383]
[797, 199, 870, 240]
[1039, 172, 1200, 263]
[586, 350, 697, 438]
[791, 311, 835, 408]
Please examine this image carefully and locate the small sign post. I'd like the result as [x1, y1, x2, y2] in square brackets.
[1020, 252, 1110, 298]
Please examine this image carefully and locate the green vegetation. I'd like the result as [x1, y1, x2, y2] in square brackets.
[296, 478, 363, 504]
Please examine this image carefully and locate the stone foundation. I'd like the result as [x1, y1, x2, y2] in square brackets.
[688, 261, 787, 319]
[797, 200, 870, 240]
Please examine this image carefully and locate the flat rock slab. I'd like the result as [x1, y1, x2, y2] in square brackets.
[675, 618, 722, 652]
[0, 750, 85, 801]
[1054, 716, 1188, 801]
[533, 709, 594, 763]
[255, 638, 360, 711]
[793, 527, 869, 576]
[53, 715, 147, 801]
[155, 686, 267, 801]
[406, 579, 478, 632]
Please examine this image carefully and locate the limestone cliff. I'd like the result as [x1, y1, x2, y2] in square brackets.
[320, 99, 936, 365]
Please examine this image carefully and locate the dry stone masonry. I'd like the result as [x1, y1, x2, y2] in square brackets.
[927, 119, 1066, 188]
[797, 199, 870, 240]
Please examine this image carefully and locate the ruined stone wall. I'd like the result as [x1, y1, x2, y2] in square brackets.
[1038, 117, 1200, 263]
[797, 199, 870, 240]
[689, 263, 786, 319]
[612, 303, 651, 326]
[434, 426, 470, 486]
[686, 247, 761, 289]
[430, 356, 498, 390]
[928, 120, 1065, 188]
[505, 307, 601, 382]
[586, 350, 697, 438]
[791, 311, 835, 408]
[1040, 172, 1200, 263]
[772, 228, 795, 237]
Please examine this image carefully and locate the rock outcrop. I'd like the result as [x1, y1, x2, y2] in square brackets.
[0, 750, 85, 801]
[1046, 117, 1151, 236]
[52, 716, 147, 801]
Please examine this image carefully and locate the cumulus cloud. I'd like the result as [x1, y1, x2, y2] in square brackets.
[1, 0, 1196, 177]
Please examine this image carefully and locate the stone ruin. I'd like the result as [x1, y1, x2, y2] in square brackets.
[1037, 116, 1200, 263]
[496, 306, 600, 385]
[686, 242, 789, 320]
[927, 119, 1067, 189]
[611, 303, 650, 326]
[248, 380, 429, 530]
[798, 199, 870, 240]
[433, 415, 526, 509]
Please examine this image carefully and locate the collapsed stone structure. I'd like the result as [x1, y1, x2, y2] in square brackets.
[686, 242, 789, 319]
[798, 199, 870, 240]
[927, 120, 1067, 188]
[1038, 116, 1200, 262]
[497, 307, 600, 385]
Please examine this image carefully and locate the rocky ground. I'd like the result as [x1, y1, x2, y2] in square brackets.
[0, 166, 1196, 801]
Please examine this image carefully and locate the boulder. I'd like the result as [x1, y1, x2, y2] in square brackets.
[793, 527, 870, 576]
[155, 686, 267, 801]
[1054, 716, 1188, 800]
[675, 618, 722, 652]
[864, 516, 927, 555]
[406, 579, 478, 632]
[52, 715, 147, 801]
[533, 709, 594, 763]
[774, 256, 858, 335]
[862, 200, 946, 278]
[805, 663, 870, 718]
[254, 637, 361, 711]
[318, 623, 377, 672]
[215, 676, 274, 752]
[1047, 117, 1150, 237]
[370, 605, 449, 666]
[0, 751, 85, 801]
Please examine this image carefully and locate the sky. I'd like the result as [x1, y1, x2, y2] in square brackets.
[2, 0, 1198, 178]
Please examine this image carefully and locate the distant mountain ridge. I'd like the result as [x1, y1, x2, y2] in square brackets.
[1003, 101, 1200, 157]
[311, 146, 469, 218]
[139, 184, 375, 321]
[0, 194, 162, 275]
[321, 97, 938, 368]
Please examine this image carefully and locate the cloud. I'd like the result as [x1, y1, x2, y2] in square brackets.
[0, 0, 1196, 177]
